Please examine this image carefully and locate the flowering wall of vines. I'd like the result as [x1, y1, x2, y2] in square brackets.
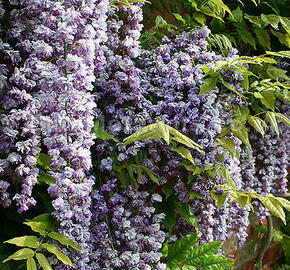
[0, 0, 289, 269]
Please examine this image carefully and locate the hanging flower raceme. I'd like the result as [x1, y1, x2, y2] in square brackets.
[0, 0, 41, 212]
[90, 179, 166, 270]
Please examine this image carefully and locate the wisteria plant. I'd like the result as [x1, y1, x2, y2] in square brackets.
[0, 0, 289, 269]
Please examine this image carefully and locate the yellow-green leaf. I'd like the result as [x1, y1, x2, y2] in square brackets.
[158, 121, 170, 145]
[236, 191, 252, 209]
[27, 257, 37, 270]
[172, 147, 195, 164]
[260, 90, 275, 111]
[123, 122, 165, 145]
[232, 125, 251, 149]
[280, 17, 290, 34]
[211, 191, 227, 210]
[271, 30, 290, 47]
[217, 138, 238, 158]
[266, 51, 290, 58]
[23, 222, 47, 236]
[248, 116, 267, 137]
[257, 194, 286, 224]
[35, 253, 53, 270]
[182, 265, 196, 270]
[167, 126, 204, 153]
[47, 232, 83, 251]
[275, 197, 290, 212]
[173, 13, 185, 24]
[244, 14, 262, 27]
[193, 13, 206, 25]
[4, 236, 40, 249]
[210, 0, 231, 14]
[3, 248, 34, 263]
[199, 77, 218, 95]
[265, 111, 279, 136]
[42, 243, 75, 267]
[276, 113, 290, 127]
[261, 14, 279, 30]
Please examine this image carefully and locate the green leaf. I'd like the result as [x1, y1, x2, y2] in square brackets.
[23, 222, 47, 236]
[280, 17, 290, 34]
[232, 125, 251, 149]
[260, 90, 275, 111]
[261, 14, 280, 30]
[176, 203, 198, 231]
[211, 191, 227, 210]
[92, 120, 119, 143]
[187, 241, 221, 265]
[193, 254, 234, 270]
[271, 30, 290, 47]
[274, 196, 290, 212]
[182, 265, 196, 270]
[215, 166, 235, 188]
[42, 243, 75, 267]
[254, 194, 286, 224]
[199, 77, 218, 95]
[162, 185, 174, 199]
[162, 240, 169, 257]
[180, 161, 203, 175]
[139, 165, 160, 184]
[160, 198, 176, 234]
[166, 264, 180, 270]
[123, 121, 168, 145]
[188, 0, 198, 9]
[38, 170, 56, 185]
[173, 13, 185, 24]
[35, 253, 53, 270]
[30, 213, 51, 223]
[266, 51, 290, 58]
[229, 7, 242, 22]
[266, 66, 289, 81]
[47, 232, 83, 251]
[27, 257, 37, 270]
[167, 234, 198, 264]
[265, 112, 279, 136]
[36, 153, 51, 170]
[276, 113, 290, 127]
[244, 14, 262, 27]
[172, 147, 195, 164]
[4, 236, 40, 249]
[235, 192, 252, 208]
[217, 138, 237, 158]
[26, 214, 53, 232]
[193, 13, 206, 25]
[3, 248, 34, 263]
[210, 0, 231, 14]
[167, 126, 204, 153]
[237, 28, 256, 49]
[254, 29, 271, 49]
[248, 116, 267, 137]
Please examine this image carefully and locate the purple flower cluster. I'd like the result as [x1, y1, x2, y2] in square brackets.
[0, 0, 41, 212]
[241, 102, 289, 222]
[90, 179, 166, 269]
[1, 0, 110, 268]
